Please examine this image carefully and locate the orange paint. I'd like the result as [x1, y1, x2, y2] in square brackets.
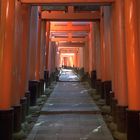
[125, 0, 140, 110]
[40, 21, 46, 79]
[12, 0, 22, 105]
[46, 22, 50, 70]
[35, 7, 41, 80]
[115, 0, 128, 106]
[111, 3, 119, 99]
[29, 6, 39, 80]
[93, 21, 101, 79]
[20, 4, 31, 97]
[0, 0, 15, 109]
[100, 7, 106, 81]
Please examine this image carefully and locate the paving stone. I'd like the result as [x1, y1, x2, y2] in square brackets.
[26, 69, 114, 140]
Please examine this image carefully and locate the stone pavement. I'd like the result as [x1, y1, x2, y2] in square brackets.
[26, 70, 114, 140]
[59, 69, 79, 81]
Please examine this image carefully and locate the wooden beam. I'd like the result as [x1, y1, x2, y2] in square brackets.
[41, 11, 100, 21]
[21, 0, 115, 5]
[50, 24, 90, 32]
[50, 37, 87, 42]
[59, 42, 85, 47]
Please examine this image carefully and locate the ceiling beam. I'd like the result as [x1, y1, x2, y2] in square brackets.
[50, 37, 87, 42]
[50, 25, 90, 32]
[59, 42, 85, 47]
[21, 0, 115, 5]
[41, 11, 100, 21]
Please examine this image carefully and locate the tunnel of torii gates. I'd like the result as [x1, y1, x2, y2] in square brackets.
[0, 0, 140, 140]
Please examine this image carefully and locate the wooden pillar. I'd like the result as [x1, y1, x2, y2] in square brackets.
[102, 6, 112, 105]
[90, 23, 97, 88]
[44, 22, 50, 87]
[45, 22, 50, 70]
[84, 41, 89, 73]
[100, 7, 107, 99]
[20, 4, 31, 118]
[110, 2, 119, 123]
[40, 21, 46, 79]
[0, 0, 15, 139]
[94, 21, 101, 91]
[12, 0, 23, 132]
[28, 6, 39, 106]
[39, 20, 46, 93]
[35, 7, 41, 81]
[124, 0, 140, 139]
[113, 0, 128, 133]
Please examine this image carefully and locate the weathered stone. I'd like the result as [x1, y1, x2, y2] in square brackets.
[109, 122, 117, 131]
[96, 99, 106, 106]
[113, 131, 127, 140]
[101, 105, 111, 114]
[92, 94, 101, 101]
[13, 130, 26, 140]
[29, 106, 41, 114]
[104, 115, 113, 123]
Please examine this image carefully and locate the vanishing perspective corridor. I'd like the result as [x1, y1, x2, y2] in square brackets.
[26, 70, 113, 140]
[0, 0, 140, 140]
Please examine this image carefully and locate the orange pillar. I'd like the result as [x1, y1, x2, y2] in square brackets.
[20, 4, 31, 96]
[35, 7, 41, 81]
[44, 22, 50, 87]
[12, 0, 22, 107]
[94, 21, 101, 80]
[12, 0, 23, 132]
[84, 41, 89, 73]
[29, 6, 38, 80]
[28, 6, 40, 106]
[0, 0, 15, 139]
[89, 22, 97, 88]
[100, 7, 108, 99]
[102, 6, 112, 105]
[40, 20, 46, 94]
[113, 0, 128, 133]
[100, 8, 106, 84]
[110, 2, 119, 123]
[46, 22, 50, 70]
[40, 20, 46, 79]
[20, 4, 31, 121]
[124, 0, 140, 139]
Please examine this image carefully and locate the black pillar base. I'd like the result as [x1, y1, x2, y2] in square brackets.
[110, 91, 115, 104]
[0, 108, 14, 140]
[90, 70, 96, 88]
[111, 98, 118, 123]
[20, 97, 27, 123]
[91, 70, 97, 89]
[101, 81, 105, 99]
[126, 110, 140, 140]
[40, 79, 44, 95]
[95, 79, 101, 93]
[13, 105, 21, 133]
[25, 91, 30, 115]
[116, 105, 127, 133]
[104, 81, 112, 105]
[44, 70, 49, 88]
[29, 80, 39, 106]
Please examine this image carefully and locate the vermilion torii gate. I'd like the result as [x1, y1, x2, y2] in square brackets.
[0, 0, 140, 140]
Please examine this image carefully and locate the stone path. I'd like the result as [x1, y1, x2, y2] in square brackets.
[26, 70, 114, 140]
[59, 69, 79, 81]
